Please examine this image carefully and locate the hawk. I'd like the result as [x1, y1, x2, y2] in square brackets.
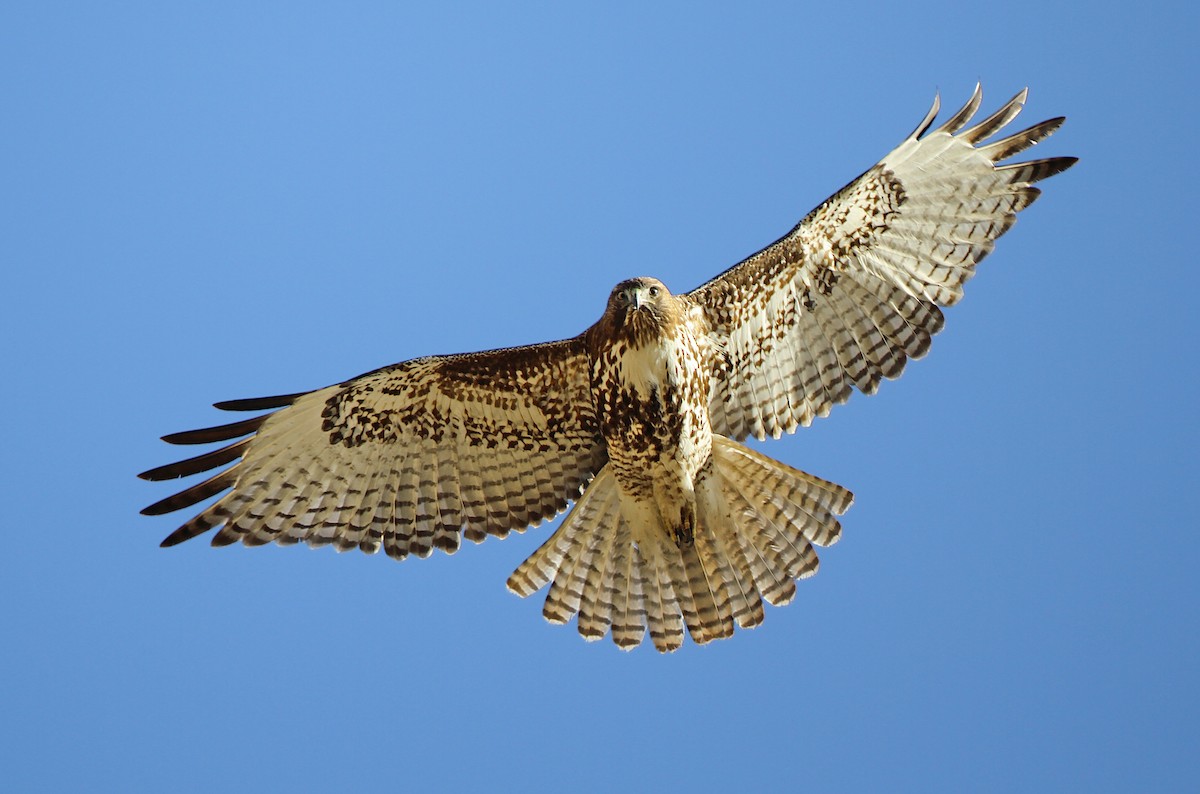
[142, 86, 1075, 652]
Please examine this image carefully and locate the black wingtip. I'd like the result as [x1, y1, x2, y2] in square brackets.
[158, 512, 223, 547]
[161, 415, 270, 446]
[141, 471, 235, 516]
[141, 500, 175, 517]
[214, 392, 306, 411]
[1051, 156, 1080, 179]
[138, 439, 250, 482]
[999, 156, 1079, 185]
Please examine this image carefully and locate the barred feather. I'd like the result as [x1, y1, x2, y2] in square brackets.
[144, 342, 606, 556]
[510, 436, 852, 649]
[692, 86, 1076, 441]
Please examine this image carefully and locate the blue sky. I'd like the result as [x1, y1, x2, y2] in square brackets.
[3, 2, 1196, 791]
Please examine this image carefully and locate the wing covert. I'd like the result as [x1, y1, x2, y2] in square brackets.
[141, 338, 606, 559]
[690, 85, 1076, 441]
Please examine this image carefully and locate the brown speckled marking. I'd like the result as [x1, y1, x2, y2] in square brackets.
[585, 277, 717, 546]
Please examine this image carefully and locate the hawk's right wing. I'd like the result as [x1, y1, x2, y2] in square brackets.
[690, 86, 1076, 441]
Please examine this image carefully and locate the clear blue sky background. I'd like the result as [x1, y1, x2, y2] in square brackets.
[3, 2, 1196, 791]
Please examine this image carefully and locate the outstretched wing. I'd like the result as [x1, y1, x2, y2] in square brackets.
[690, 86, 1076, 441]
[140, 338, 606, 559]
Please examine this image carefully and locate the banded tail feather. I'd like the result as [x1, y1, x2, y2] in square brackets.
[506, 436, 852, 652]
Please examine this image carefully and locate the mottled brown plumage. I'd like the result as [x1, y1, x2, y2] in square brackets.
[142, 85, 1076, 651]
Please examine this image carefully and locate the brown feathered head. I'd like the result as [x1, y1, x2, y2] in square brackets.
[597, 276, 684, 345]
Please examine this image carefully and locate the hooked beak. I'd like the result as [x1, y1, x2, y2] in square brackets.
[625, 286, 645, 311]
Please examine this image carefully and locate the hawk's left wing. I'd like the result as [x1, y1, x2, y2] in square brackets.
[689, 86, 1076, 441]
[140, 339, 606, 559]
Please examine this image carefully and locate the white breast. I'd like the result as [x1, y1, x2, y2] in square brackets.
[616, 340, 675, 401]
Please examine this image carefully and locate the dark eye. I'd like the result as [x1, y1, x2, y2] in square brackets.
[648, 286, 659, 297]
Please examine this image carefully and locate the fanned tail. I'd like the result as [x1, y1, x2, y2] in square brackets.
[506, 436, 853, 652]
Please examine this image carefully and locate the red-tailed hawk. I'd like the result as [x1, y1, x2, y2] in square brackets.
[142, 86, 1075, 651]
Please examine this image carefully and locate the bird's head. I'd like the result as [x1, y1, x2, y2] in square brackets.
[600, 276, 680, 344]
[606, 276, 671, 314]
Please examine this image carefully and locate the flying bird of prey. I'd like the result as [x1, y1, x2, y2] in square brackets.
[142, 85, 1075, 652]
